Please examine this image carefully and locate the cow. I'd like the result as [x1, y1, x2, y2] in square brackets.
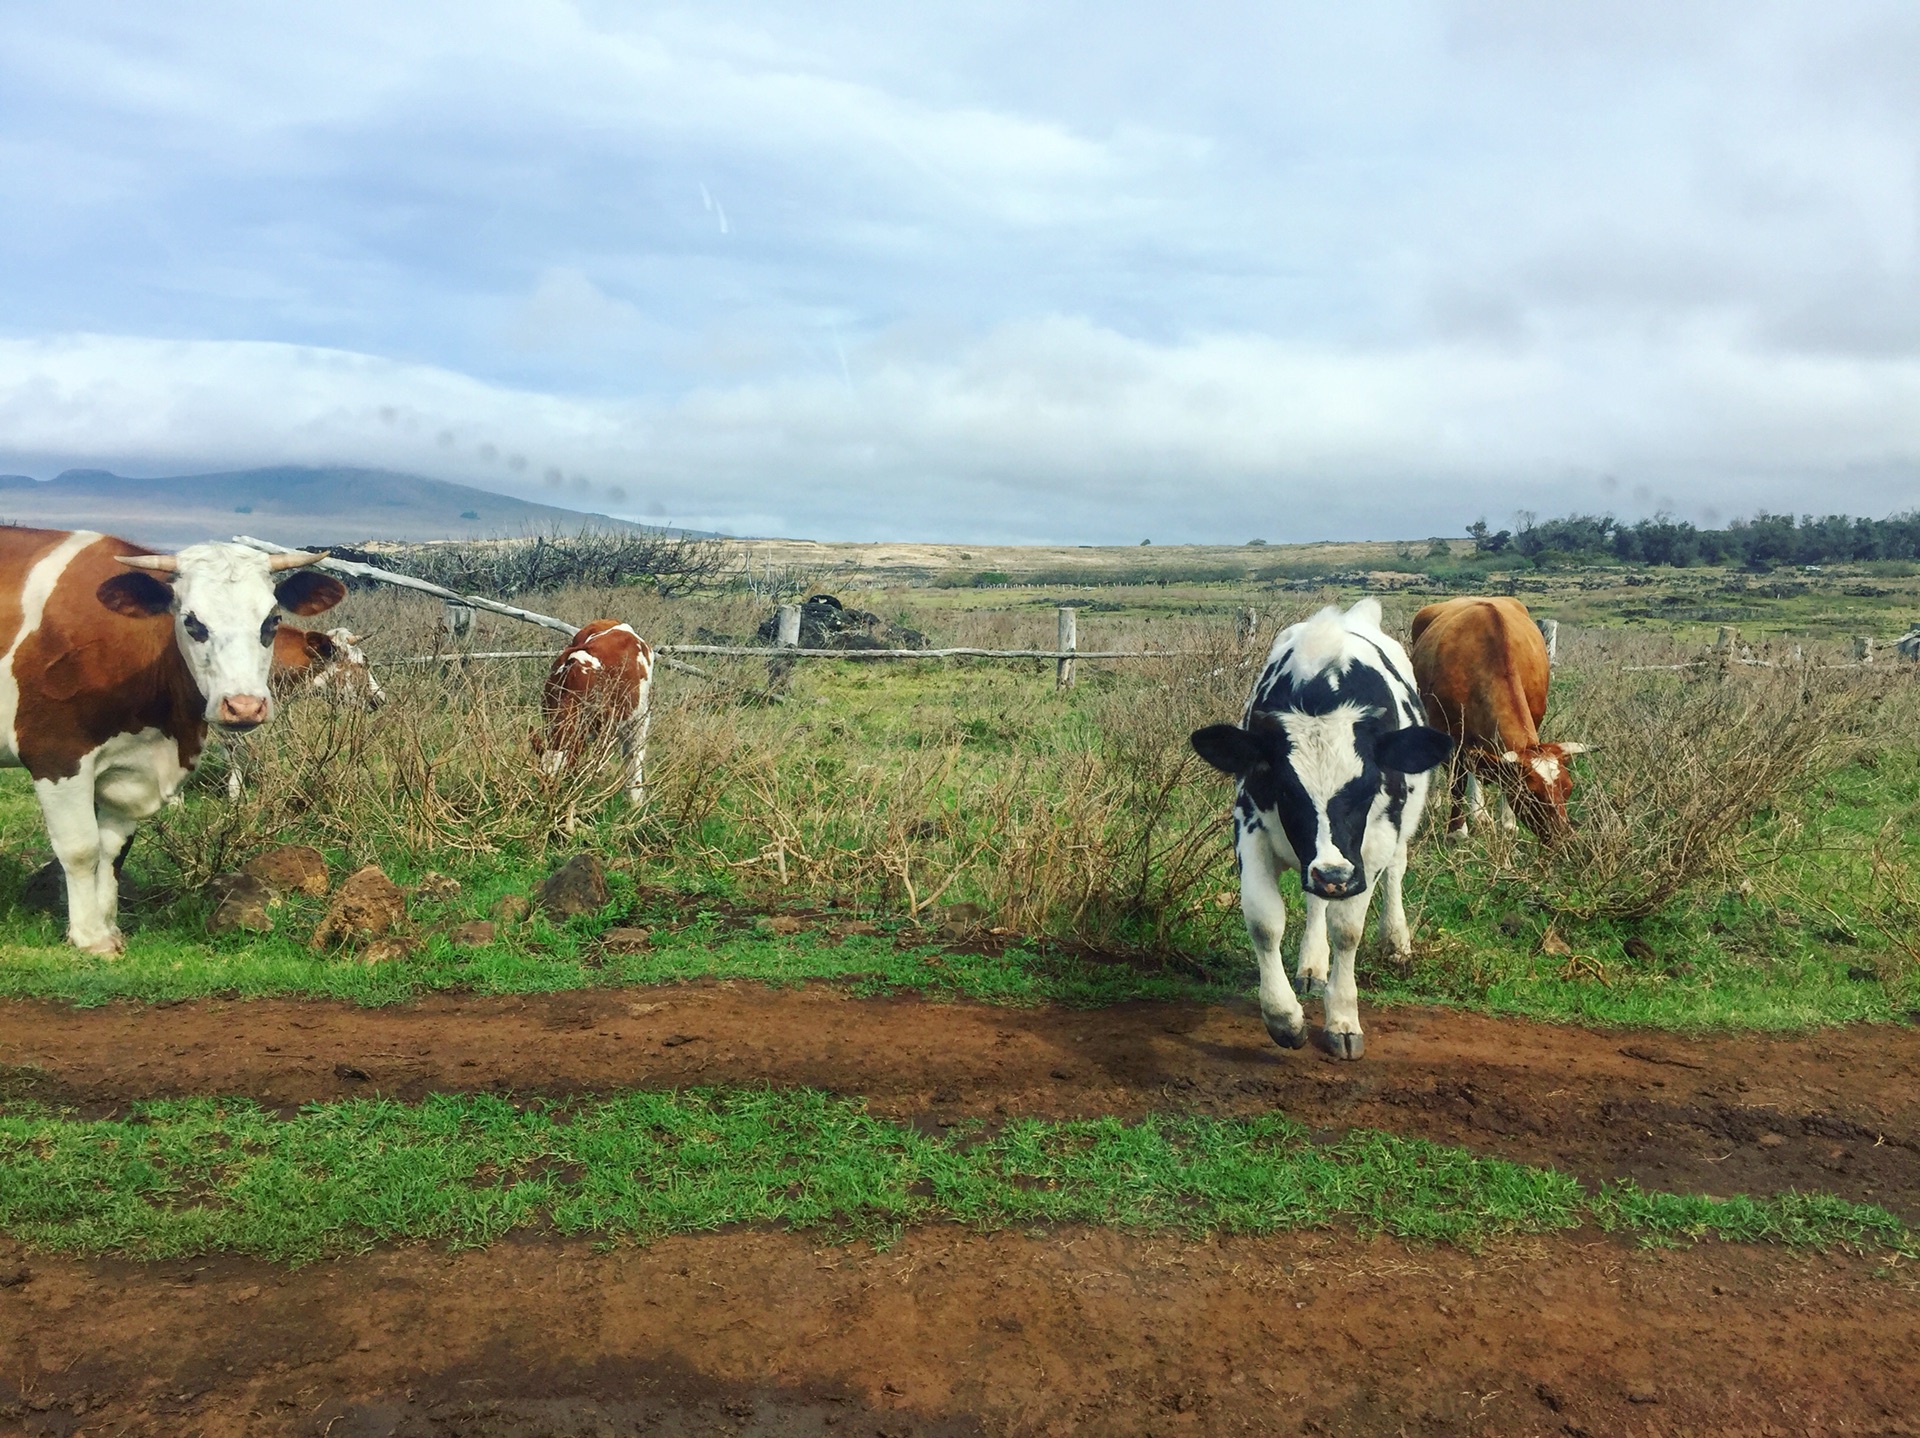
[536, 620, 654, 806]
[272, 625, 384, 710]
[220, 625, 386, 801]
[1408, 596, 1588, 841]
[1190, 598, 1453, 1060]
[0, 529, 345, 953]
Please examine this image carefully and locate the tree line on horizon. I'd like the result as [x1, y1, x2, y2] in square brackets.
[1464, 510, 1920, 569]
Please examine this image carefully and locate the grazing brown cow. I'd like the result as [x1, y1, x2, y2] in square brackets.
[0, 528, 344, 952]
[1409, 596, 1588, 840]
[537, 620, 654, 806]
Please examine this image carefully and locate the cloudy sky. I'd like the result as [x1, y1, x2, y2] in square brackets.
[1, 2, 1916, 542]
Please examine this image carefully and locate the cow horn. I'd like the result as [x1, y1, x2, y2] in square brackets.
[267, 550, 324, 571]
[1499, 750, 1521, 763]
[1557, 742, 1595, 756]
[116, 554, 179, 573]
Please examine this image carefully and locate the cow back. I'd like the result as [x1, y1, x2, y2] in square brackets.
[1409, 597, 1549, 752]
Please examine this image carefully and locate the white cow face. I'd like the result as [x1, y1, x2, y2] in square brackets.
[97, 543, 347, 730]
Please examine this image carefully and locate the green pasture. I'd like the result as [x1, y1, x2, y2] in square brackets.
[0, 1088, 1907, 1265]
[0, 556, 1915, 1033]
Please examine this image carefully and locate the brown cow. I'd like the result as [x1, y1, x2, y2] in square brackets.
[1409, 596, 1588, 840]
[536, 620, 654, 806]
[0, 528, 344, 952]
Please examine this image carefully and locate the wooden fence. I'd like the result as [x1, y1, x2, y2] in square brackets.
[234, 537, 1194, 689]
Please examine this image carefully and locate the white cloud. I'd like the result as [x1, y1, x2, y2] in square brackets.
[1, 2, 1918, 539]
[6, 322, 1918, 542]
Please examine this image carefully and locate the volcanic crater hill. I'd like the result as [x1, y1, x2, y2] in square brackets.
[0, 466, 649, 546]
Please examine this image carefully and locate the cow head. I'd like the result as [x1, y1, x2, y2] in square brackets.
[96, 544, 347, 731]
[1192, 707, 1453, 899]
[1481, 741, 1591, 839]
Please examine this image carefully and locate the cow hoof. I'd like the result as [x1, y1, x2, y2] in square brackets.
[1295, 972, 1328, 999]
[1263, 1014, 1309, 1050]
[1318, 1029, 1366, 1061]
[76, 931, 125, 958]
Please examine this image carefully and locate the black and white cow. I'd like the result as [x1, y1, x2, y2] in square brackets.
[1191, 598, 1452, 1060]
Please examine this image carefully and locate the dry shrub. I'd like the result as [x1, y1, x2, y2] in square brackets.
[1428, 646, 1879, 921]
[147, 659, 644, 885]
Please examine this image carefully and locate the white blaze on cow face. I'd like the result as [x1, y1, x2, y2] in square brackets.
[161, 545, 296, 730]
[1275, 704, 1368, 882]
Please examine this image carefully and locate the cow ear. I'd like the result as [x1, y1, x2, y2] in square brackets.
[96, 572, 174, 617]
[1376, 724, 1454, 774]
[275, 571, 347, 616]
[1190, 723, 1267, 777]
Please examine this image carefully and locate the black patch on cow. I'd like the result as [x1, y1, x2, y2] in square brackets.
[274, 570, 348, 617]
[96, 572, 175, 618]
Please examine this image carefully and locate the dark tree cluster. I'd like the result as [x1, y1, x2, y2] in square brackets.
[1464, 511, 1920, 570]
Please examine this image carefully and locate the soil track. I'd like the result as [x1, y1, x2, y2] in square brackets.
[2, 1225, 1917, 1437]
[3, 986, 1917, 1218]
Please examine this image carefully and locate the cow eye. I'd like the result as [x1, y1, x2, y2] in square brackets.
[183, 613, 210, 643]
[261, 613, 282, 646]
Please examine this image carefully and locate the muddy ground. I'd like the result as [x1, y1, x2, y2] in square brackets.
[2, 1225, 1917, 1437]
[3, 988, 1920, 1435]
[2, 986, 1916, 1219]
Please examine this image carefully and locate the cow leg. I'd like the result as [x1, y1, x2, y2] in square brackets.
[541, 748, 568, 777]
[1295, 895, 1330, 997]
[1464, 774, 1490, 829]
[1497, 788, 1518, 832]
[1377, 842, 1413, 957]
[1236, 825, 1306, 1049]
[1445, 764, 1471, 842]
[33, 768, 122, 956]
[1320, 893, 1372, 1060]
[624, 703, 652, 808]
[92, 808, 142, 938]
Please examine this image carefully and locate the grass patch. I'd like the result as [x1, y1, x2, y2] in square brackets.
[0, 1090, 1905, 1266]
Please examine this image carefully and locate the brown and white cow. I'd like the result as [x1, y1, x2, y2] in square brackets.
[272, 625, 384, 710]
[0, 528, 344, 953]
[536, 620, 654, 806]
[1409, 596, 1589, 840]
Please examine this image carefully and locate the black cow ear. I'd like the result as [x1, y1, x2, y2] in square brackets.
[275, 571, 347, 616]
[1376, 724, 1454, 774]
[96, 572, 174, 617]
[1190, 724, 1266, 776]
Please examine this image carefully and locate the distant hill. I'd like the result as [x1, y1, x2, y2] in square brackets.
[0, 467, 657, 547]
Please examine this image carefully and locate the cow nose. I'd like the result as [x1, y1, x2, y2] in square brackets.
[217, 694, 270, 728]
[1307, 864, 1358, 898]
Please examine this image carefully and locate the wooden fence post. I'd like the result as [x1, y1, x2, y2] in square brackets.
[1854, 635, 1875, 665]
[769, 602, 802, 690]
[1535, 617, 1558, 665]
[1057, 606, 1078, 690]
[1236, 608, 1258, 646]
[442, 602, 475, 639]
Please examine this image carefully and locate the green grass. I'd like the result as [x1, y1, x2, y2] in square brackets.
[0, 1088, 1906, 1266]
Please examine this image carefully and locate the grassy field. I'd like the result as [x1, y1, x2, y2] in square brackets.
[0, 541, 1917, 1031]
[0, 1088, 1907, 1264]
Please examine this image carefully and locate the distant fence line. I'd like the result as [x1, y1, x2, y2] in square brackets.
[236, 538, 1915, 690]
[236, 536, 1195, 689]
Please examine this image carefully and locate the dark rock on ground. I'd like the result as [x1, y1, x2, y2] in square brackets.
[755, 593, 925, 651]
[311, 865, 407, 950]
[538, 855, 609, 919]
[242, 845, 330, 898]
